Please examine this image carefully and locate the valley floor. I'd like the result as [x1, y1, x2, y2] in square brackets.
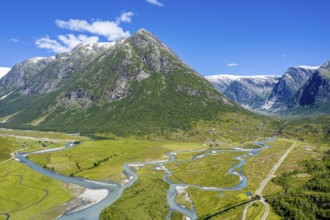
[0, 129, 326, 220]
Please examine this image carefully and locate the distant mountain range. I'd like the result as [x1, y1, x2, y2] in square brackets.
[0, 29, 276, 139]
[206, 63, 330, 116]
[206, 75, 280, 110]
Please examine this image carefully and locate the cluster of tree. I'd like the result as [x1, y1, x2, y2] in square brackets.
[93, 155, 115, 168]
[266, 154, 330, 219]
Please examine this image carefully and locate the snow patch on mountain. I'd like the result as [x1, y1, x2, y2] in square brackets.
[295, 65, 320, 70]
[207, 74, 280, 80]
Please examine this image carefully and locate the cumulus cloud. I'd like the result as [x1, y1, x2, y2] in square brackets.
[36, 34, 99, 53]
[55, 19, 130, 41]
[146, 0, 164, 7]
[0, 67, 11, 79]
[117, 11, 134, 23]
[226, 63, 238, 67]
[36, 11, 134, 53]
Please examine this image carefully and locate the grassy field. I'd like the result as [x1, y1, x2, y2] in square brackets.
[280, 115, 330, 147]
[3, 128, 318, 220]
[100, 164, 169, 219]
[167, 151, 245, 188]
[29, 139, 209, 182]
[0, 128, 87, 141]
[29, 139, 165, 181]
[173, 138, 299, 219]
[0, 159, 77, 219]
[28, 136, 294, 219]
[243, 138, 294, 192]
[186, 188, 249, 219]
[192, 112, 278, 142]
[0, 136, 67, 163]
[206, 202, 246, 220]
[246, 201, 265, 220]
[0, 132, 88, 219]
[170, 211, 186, 220]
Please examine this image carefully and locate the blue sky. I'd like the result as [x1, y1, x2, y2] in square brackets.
[1, 0, 330, 76]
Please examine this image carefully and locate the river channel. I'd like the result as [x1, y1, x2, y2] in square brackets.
[15, 138, 275, 220]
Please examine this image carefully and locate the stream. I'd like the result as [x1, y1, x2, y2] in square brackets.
[15, 138, 275, 220]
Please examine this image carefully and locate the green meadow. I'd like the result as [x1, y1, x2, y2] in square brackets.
[0, 158, 77, 220]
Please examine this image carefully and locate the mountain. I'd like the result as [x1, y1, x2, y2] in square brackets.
[261, 66, 318, 112]
[288, 61, 330, 114]
[0, 67, 11, 79]
[0, 57, 55, 96]
[0, 29, 276, 139]
[206, 65, 324, 115]
[206, 75, 280, 110]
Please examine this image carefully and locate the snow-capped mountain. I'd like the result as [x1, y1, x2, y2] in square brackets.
[206, 64, 324, 114]
[0, 67, 11, 79]
[206, 75, 280, 110]
[0, 29, 242, 135]
[261, 66, 318, 112]
[0, 41, 117, 96]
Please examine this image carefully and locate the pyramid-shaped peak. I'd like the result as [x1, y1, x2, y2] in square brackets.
[132, 28, 160, 41]
[130, 28, 169, 51]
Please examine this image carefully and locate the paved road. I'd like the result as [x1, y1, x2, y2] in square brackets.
[242, 141, 296, 220]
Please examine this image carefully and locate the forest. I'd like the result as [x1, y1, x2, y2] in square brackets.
[266, 154, 330, 220]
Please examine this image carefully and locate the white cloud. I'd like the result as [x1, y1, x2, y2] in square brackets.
[58, 34, 99, 49]
[117, 11, 134, 23]
[0, 67, 11, 79]
[36, 34, 99, 53]
[10, 38, 19, 43]
[36, 12, 133, 53]
[55, 19, 130, 41]
[146, 0, 164, 7]
[226, 63, 238, 67]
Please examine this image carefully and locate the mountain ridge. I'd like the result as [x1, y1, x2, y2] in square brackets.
[206, 64, 325, 114]
[0, 29, 277, 140]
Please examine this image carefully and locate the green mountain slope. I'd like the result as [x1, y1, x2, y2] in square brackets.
[0, 29, 277, 140]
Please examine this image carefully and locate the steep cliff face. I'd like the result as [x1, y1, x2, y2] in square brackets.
[261, 66, 317, 111]
[290, 61, 330, 112]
